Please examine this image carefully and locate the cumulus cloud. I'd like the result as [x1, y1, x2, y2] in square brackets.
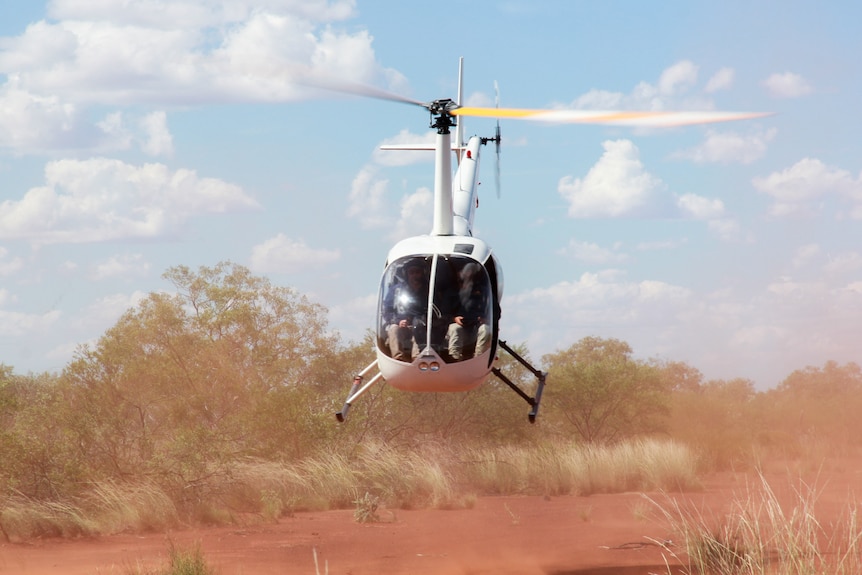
[0, 2, 398, 154]
[326, 291, 377, 342]
[249, 233, 340, 274]
[372, 130, 436, 167]
[558, 139, 665, 217]
[0, 158, 259, 244]
[763, 72, 813, 98]
[567, 60, 714, 111]
[348, 131, 435, 237]
[504, 270, 693, 355]
[752, 158, 862, 217]
[504, 263, 862, 387]
[657, 60, 699, 96]
[558, 239, 627, 264]
[347, 165, 391, 229]
[673, 128, 776, 164]
[139, 111, 173, 156]
[0, 247, 25, 276]
[704, 67, 735, 93]
[677, 194, 725, 220]
[0, 3, 391, 106]
[0, 309, 63, 339]
[389, 188, 433, 241]
[91, 253, 151, 280]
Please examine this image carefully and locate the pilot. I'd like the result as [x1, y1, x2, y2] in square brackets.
[383, 261, 429, 361]
[447, 263, 490, 361]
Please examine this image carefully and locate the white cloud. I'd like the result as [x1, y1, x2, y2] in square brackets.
[704, 67, 734, 93]
[139, 111, 173, 156]
[372, 130, 436, 167]
[349, 128, 436, 237]
[792, 243, 820, 268]
[823, 251, 862, 277]
[0, 307, 61, 336]
[568, 60, 713, 111]
[505, 270, 692, 356]
[389, 188, 433, 240]
[326, 291, 377, 343]
[558, 139, 665, 218]
[504, 264, 862, 387]
[91, 253, 151, 280]
[0, 247, 25, 276]
[347, 164, 390, 229]
[673, 128, 776, 165]
[0, 1, 396, 156]
[706, 218, 745, 242]
[0, 4, 389, 107]
[763, 72, 813, 98]
[657, 60, 699, 96]
[752, 158, 862, 217]
[677, 194, 725, 219]
[558, 239, 628, 264]
[249, 233, 340, 273]
[0, 158, 259, 244]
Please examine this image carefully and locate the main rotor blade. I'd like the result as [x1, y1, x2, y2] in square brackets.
[452, 107, 772, 127]
[290, 68, 428, 109]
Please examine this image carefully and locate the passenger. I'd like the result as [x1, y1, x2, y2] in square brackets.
[447, 263, 491, 361]
[383, 261, 429, 361]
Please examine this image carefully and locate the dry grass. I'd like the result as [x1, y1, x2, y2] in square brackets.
[650, 473, 862, 575]
[0, 438, 701, 539]
[459, 439, 701, 496]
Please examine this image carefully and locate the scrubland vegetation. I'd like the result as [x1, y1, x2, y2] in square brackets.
[2, 262, 862, 550]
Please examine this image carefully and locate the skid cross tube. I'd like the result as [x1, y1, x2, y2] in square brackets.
[492, 339, 547, 423]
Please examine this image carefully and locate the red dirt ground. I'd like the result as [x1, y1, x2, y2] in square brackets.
[2, 467, 860, 575]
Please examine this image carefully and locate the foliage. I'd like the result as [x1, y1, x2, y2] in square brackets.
[543, 337, 671, 443]
[651, 474, 862, 575]
[667, 375, 761, 470]
[5, 263, 862, 541]
[353, 492, 381, 523]
[55, 262, 344, 509]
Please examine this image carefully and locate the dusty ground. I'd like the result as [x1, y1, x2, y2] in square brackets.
[1, 467, 860, 575]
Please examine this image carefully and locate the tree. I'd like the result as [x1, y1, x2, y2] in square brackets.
[543, 337, 670, 443]
[62, 262, 345, 501]
[768, 361, 862, 452]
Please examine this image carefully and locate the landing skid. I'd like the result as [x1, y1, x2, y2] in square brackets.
[335, 360, 382, 422]
[492, 340, 547, 423]
[335, 341, 546, 423]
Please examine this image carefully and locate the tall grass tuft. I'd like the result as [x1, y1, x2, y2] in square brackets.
[87, 480, 179, 533]
[0, 495, 96, 540]
[650, 473, 862, 575]
[458, 439, 701, 496]
[1, 438, 702, 538]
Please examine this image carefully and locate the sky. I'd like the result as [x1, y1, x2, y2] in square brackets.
[1, 0, 860, 389]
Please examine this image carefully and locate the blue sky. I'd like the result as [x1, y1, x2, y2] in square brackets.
[1, 0, 860, 389]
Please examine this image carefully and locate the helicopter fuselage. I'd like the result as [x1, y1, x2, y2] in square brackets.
[375, 233, 503, 392]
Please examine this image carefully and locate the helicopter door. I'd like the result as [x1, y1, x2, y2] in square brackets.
[432, 256, 493, 363]
[378, 256, 432, 362]
[378, 255, 493, 364]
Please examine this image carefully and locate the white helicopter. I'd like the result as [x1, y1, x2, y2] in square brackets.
[333, 59, 768, 423]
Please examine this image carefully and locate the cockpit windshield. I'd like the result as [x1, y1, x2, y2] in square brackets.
[377, 254, 493, 364]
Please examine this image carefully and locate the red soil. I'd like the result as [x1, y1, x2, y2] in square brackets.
[2, 467, 860, 575]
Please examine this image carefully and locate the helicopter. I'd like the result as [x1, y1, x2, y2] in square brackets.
[332, 59, 768, 423]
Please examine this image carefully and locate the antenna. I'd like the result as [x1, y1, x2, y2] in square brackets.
[455, 57, 465, 163]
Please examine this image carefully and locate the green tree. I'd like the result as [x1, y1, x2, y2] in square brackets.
[543, 337, 669, 443]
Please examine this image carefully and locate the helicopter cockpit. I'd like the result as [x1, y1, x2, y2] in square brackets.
[378, 254, 494, 365]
